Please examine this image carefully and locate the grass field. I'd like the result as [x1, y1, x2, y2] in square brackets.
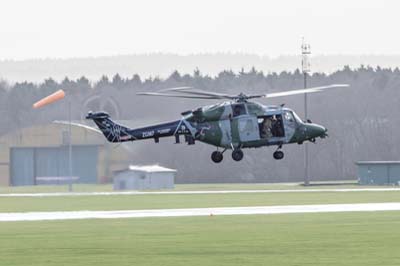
[1, 184, 400, 265]
[0, 181, 369, 194]
[1, 212, 400, 266]
[0, 191, 400, 212]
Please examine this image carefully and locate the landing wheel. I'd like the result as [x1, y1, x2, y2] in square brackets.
[232, 149, 244, 161]
[211, 151, 223, 163]
[273, 150, 284, 160]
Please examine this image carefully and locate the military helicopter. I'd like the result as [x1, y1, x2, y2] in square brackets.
[86, 84, 348, 163]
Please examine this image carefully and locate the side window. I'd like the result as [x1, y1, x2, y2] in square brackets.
[232, 104, 246, 117]
[284, 111, 296, 130]
[284, 111, 294, 122]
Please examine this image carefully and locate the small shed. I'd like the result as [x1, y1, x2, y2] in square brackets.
[356, 161, 400, 185]
[113, 165, 176, 190]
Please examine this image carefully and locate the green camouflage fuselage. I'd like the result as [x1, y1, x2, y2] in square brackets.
[183, 101, 327, 149]
[87, 101, 327, 150]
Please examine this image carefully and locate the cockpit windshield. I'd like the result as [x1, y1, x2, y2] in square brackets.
[284, 111, 294, 122]
[283, 110, 303, 124]
[291, 111, 303, 123]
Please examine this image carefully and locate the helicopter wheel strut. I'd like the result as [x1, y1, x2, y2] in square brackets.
[211, 150, 224, 163]
[232, 149, 244, 162]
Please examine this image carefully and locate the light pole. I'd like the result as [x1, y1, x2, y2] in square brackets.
[68, 100, 73, 192]
[301, 38, 311, 186]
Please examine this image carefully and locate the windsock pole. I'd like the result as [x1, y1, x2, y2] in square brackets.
[67, 100, 72, 192]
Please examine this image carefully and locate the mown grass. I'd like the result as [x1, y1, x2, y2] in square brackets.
[0, 212, 399, 266]
[0, 180, 386, 194]
[0, 184, 115, 194]
[1, 190, 400, 212]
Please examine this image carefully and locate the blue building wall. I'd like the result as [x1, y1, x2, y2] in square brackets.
[10, 146, 98, 186]
[357, 162, 400, 185]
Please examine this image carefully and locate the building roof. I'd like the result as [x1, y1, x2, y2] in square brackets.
[356, 161, 400, 165]
[127, 165, 177, 173]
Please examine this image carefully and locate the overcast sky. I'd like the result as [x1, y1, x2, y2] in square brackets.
[0, 0, 399, 60]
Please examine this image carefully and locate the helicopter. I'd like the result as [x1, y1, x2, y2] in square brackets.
[86, 84, 348, 163]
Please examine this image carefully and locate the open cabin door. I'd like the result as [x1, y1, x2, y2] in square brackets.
[257, 113, 285, 142]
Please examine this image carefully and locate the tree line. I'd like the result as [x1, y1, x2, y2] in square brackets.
[0, 65, 399, 182]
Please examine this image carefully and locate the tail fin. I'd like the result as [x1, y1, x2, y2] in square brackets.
[86, 111, 133, 142]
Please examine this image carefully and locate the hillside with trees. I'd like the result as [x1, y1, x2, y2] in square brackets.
[0, 66, 399, 183]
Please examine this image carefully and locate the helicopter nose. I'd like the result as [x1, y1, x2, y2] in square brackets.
[320, 126, 328, 138]
[308, 124, 328, 139]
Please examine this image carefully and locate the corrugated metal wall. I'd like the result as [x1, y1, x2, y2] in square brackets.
[10, 146, 98, 186]
[10, 148, 35, 186]
[388, 165, 400, 185]
[358, 163, 400, 185]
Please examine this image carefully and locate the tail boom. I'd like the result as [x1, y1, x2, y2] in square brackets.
[86, 111, 190, 143]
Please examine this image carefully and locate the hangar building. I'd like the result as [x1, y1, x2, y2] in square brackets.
[0, 123, 132, 186]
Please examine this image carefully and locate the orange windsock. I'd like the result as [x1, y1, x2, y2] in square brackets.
[33, 89, 65, 109]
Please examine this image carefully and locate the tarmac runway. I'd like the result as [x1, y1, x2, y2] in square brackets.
[1, 188, 400, 197]
[1, 202, 400, 222]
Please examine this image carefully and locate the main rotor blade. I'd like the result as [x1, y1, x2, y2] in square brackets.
[138, 83, 350, 101]
[158, 86, 193, 92]
[136, 92, 222, 99]
[159, 87, 234, 99]
[255, 84, 350, 99]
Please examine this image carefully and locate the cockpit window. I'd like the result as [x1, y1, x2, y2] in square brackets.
[292, 111, 303, 123]
[284, 110, 302, 124]
[284, 111, 295, 122]
[232, 104, 246, 117]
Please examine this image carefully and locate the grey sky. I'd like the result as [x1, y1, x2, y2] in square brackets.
[0, 0, 399, 60]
